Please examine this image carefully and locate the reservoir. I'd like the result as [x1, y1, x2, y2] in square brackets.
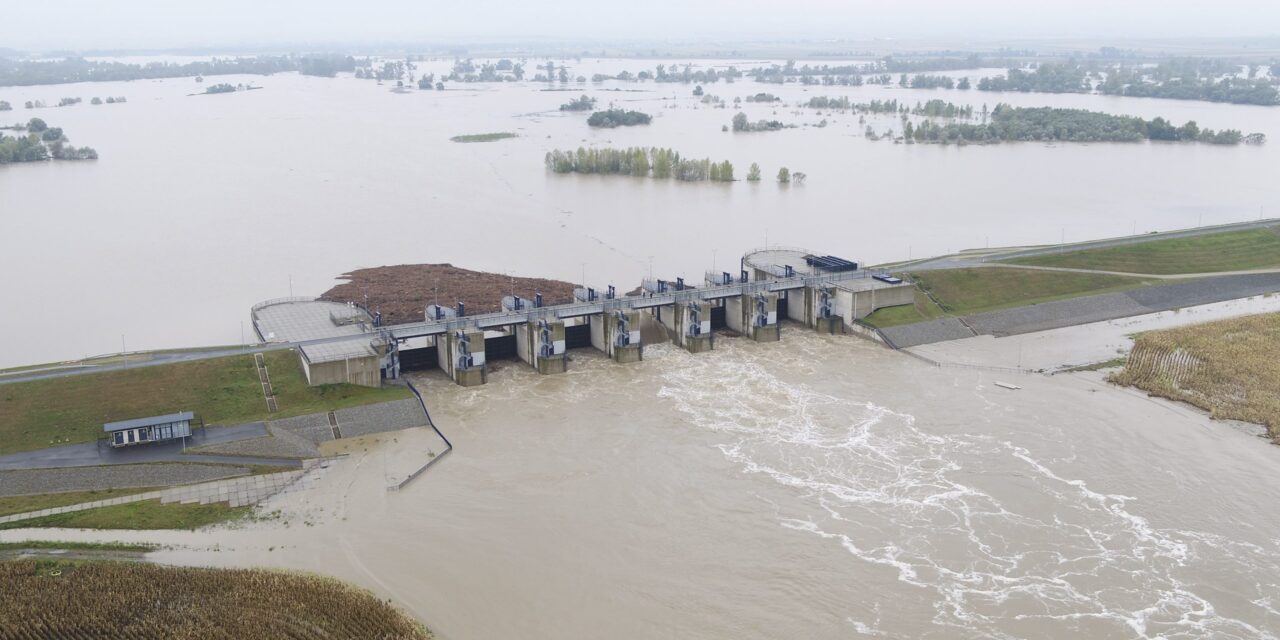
[1, 58, 1277, 367]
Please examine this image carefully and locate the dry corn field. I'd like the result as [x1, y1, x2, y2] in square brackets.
[1109, 311, 1280, 442]
[0, 560, 431, 640]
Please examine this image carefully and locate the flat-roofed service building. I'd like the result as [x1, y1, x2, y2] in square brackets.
[252, 298, 391, 387]
[104, 411, 194, 447]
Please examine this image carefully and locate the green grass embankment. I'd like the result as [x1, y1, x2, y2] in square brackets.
[0, 499, 250, 531]
[863, 268, 1164, 327]
[1004, 227, 1280, 274]
[0, 350, 409, 455]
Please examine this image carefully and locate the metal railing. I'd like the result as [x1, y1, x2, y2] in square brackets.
[250, 296, 317, 314]
[313, 270, 898, 346]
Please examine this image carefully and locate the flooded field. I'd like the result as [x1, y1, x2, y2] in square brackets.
[9, 332, 1280, 638]
[2, 58, 1278, 366]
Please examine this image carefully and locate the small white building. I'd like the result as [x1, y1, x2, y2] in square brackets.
[103, 411, 194, 447]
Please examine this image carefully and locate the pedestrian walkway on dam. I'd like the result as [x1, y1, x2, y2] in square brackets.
[0, 459, 333, 527]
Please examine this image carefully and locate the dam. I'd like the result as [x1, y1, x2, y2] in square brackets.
[251, 248, 915, 387]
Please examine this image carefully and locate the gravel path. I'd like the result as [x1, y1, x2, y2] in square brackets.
[880, 318, 976, 349]
[336, 398, 429, 438]
[0, 463, 248, 497]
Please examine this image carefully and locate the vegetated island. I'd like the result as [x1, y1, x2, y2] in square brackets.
[559, 94, 597, 111]
[0, 117, 97, 163]
[190, 82, 262, 96]
[730, 111, 787, 132]
[901, 104, 1264, 145]
[587, 109, 651, 127]
[974, 59, 1280, 105]
[450, 132, 517, 143]
[1109, 311, 1280, 443]
[545, 146, 737, 182]
[321, 263, 576, 324]
[0, 54, 358, 86]
[0, 560, 431, 639]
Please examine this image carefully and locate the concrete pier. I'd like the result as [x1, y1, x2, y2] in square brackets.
[590, 310, 643, 363]
[516, 319, 567, 374]
[437, 329, 487, 386]
[839, 283, 915, 322]
[659, 300, 714, 353]
[726, 292, 780, 342]
[787, 286, 846, 334]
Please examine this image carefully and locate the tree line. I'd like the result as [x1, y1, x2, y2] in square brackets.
[544, 147, 809, 185]
[975, 61, 1279, 105]
[749, 56, 1004, 84]
[0, 117, 97, 163]
[804, 97, 973, 118]
[544, 147, 736, 182]
[0, 54, 357, 86]
[900, 104, 1262, 145]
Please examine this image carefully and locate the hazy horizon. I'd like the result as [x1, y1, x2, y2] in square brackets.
[5, 0, 1280, 52]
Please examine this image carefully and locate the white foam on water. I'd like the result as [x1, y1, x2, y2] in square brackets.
[658, 338, 1280, 639]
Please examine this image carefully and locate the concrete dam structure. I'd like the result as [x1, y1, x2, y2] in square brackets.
[251, 249, 914, 387]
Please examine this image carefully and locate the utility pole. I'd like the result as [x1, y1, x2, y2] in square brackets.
[121, 335, 127, 370]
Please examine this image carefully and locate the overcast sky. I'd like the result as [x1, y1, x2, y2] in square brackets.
[5, 0, 1279, 51]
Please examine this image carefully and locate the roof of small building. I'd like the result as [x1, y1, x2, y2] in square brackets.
[300, 340, 381, 364]
[103, 411, 194, 433]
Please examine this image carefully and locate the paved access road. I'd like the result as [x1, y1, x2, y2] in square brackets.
[0, 422, 300, 471]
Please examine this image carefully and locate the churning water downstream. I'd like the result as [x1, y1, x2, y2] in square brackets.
[27, 332, 1280, 638]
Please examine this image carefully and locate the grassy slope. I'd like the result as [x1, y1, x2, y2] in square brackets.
[912, 268, 1163, 315]
[0, 350, 408, 455]
[1004, 227, 1280, 274]
[865, 268, 1164, 327]
[0, 488, 155, 517]
[863, 289, 946, 327]
[0, 499, 249, 530]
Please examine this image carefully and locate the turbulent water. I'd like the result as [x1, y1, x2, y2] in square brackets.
[657, 337, 1280, 638]
[2, 57, 1279, 366]
[29, 332, 1273, 639]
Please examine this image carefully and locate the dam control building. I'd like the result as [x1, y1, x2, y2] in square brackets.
[251, 248, 914, 387]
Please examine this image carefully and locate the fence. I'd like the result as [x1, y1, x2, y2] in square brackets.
[391, 379, 453, 490]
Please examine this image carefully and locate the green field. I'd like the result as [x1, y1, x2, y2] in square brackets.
[450, 132, 517, 142]
[863, 290, 946, 327]
[0, 499, 250, 531]
[0, 488, 156, 517]
[1004, 227, 1280, 274]
[0, 350, 409, 455]
[864, 267, 1165, 327]
[912, 268, 1163, 315]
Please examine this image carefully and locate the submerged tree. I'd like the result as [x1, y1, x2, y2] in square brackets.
[746, 162, 761, 181]
[777, 167, 791, 183]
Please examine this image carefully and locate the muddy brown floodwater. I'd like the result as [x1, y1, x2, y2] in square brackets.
[3, 58, 1279, 367]
[8, 331, 1280, 639]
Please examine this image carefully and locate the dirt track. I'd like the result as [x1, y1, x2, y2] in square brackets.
[320, 264, 576, 325]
